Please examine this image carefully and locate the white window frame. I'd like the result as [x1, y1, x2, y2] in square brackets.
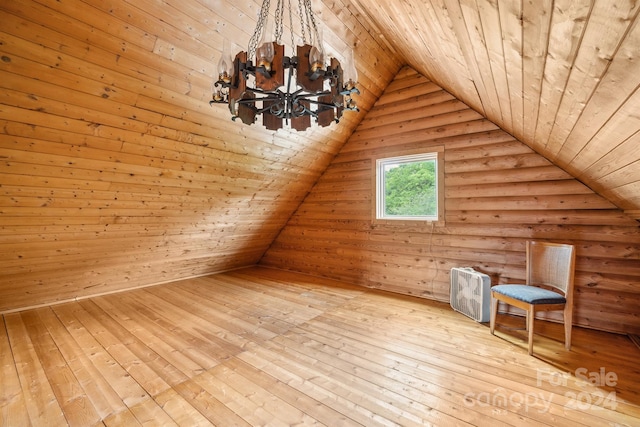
[374, 150, 443, 223]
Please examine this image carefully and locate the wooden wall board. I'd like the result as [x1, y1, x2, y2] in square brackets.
[0, 0, 402, 311]
[261, 67, 640, 335]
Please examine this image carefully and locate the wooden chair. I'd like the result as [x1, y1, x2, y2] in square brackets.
[490, 241, 576, 355]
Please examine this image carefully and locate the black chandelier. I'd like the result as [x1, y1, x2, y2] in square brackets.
[210, 0, 359, 131]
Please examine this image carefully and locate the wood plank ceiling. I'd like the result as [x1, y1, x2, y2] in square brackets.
[348, 0, 640, 218]
[1, 0, 639, 311]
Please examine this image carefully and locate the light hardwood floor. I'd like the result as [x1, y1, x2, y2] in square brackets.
[2, 267, 639, 426]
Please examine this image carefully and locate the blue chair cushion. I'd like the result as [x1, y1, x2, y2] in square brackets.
[492, 284, 566, 305]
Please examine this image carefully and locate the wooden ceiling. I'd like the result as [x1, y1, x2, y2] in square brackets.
[203, 0, 640, 215]
[344, 0, 640, 218]
[184, 0, 640, 216]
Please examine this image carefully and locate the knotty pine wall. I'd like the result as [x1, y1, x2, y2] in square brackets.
[261, 67, 640, 335]
[0, 1, 401, 312]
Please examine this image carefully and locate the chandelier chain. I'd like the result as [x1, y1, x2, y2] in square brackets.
[297, 0, 307, 45]
[275, 0, 284, 45]
[304, 0, 321, 48]
[248, 0, 271, 60]
[248, 0, 321, 58]
[289, 0, 296, 48]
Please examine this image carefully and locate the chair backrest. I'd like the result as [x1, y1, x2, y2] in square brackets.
[526, 241, 576, 297]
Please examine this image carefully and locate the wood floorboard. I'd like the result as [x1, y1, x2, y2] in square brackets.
[1, 266, 639, 426]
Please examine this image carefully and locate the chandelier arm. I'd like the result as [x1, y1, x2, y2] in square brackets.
[242, 86, 287, 98]
[303, 99, 335, 106]
[286, 88, 306, 100]
[294, 90, 332, 100]
[236, 96, 277, 105]
[234, 99, 258, 108]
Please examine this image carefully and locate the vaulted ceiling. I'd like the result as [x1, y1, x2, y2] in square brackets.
[6, 0, 638, 215]
[1, 0, 640, 310]
[206, 0, 640, 217]
[336, 0, 640, 218]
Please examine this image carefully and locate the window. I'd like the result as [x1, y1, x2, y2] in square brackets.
[375, 152, 442, 221]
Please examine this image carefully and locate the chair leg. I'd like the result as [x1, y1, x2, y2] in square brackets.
[527, 306, 535, 355]
[564, 306, 572, 350]
[490, 297, 498, 335]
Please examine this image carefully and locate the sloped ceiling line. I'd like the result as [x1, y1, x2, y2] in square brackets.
[340, 0, 640, 217]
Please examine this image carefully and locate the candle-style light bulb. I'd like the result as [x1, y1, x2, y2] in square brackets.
[217, 39, 233, 83]
[345, 96, 357, 110]
[212, 87, 224, 102]
[343, 47, 358, 90]
[256, 18, 275, 71]
[309, 25, 325, 72]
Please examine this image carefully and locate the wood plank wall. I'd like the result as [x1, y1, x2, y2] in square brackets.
[0, 1, 401, 312]
[261, 67, 640, 336]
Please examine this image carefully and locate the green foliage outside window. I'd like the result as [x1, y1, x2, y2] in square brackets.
[384, 160, 437, 216]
